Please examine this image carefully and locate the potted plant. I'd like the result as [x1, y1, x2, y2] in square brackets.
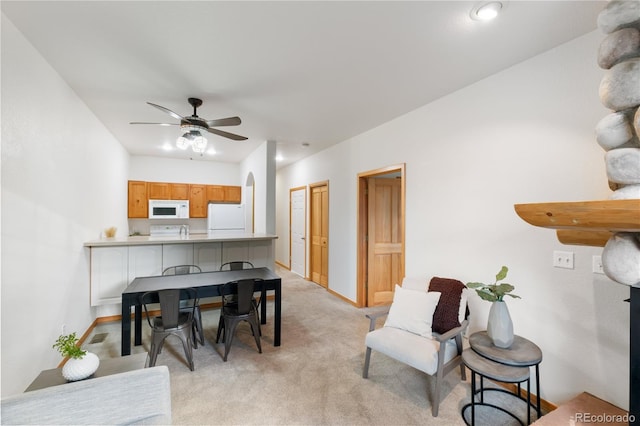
[467, 266, 520, 348]
[53, 332, 100, 381]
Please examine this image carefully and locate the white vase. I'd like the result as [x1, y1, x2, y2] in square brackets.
[487, 301, 514, 348]
[62, 352, 100, 381]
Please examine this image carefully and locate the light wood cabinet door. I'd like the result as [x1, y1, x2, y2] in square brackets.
[225, 186, 241, 203]
[189, 184, 207, 218]
[206, 185, 225, 202]
[148, 182, 170, 199]
[128, 181, 148, 218]
[170, 183, 189, 200]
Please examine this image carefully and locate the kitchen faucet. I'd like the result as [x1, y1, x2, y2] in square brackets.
[180, 224, 189, 237]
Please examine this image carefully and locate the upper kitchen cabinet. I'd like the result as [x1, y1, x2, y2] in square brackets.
[207, 185, 241, 203]
[189, 184, 207, 218]
[170, 183, 189, 200]
[148, 182, 189, 200]
[225, 186, 241, 203]
[206, 185, 225, 202]
[128, 181, 148, 218]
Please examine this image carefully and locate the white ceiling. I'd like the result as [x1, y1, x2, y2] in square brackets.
[2, 1, 605, 168]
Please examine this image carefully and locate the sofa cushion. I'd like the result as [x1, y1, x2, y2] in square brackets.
[1, 366, 171, 425]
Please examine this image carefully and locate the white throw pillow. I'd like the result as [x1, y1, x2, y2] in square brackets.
[384, 285, 441, 338]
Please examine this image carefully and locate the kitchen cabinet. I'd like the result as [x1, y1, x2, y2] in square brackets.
[162, 243, 194, 268]
[90, 246, 129, 306]
[206, 185, 225, 202]
[193, 242, 222, 272]
[206, 185, 241, 203]
[129, 245, 162, 281]
[189, 184, 207, 218]
[148, 182, 170, 199]
[170, 183, 189, 200]
[225, 186, 241, 203]
[127, 181, 148, 218]
[148, 182, 189, 200]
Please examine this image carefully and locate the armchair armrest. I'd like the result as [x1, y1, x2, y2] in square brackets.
[434, 319, 468, 343]
[365, 307, 390, 332]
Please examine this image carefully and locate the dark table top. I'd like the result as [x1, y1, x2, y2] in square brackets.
[123, 267, 280, 295]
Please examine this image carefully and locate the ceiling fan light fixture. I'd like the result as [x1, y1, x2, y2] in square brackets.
[176, 133, 191, 150]
[191, 133, 208, 153]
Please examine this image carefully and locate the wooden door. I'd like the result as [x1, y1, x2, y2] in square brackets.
[367, 177, 403, 306]
[310, 184, 328, 287]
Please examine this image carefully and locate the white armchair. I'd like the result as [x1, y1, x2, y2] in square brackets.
[362, 277, 469, 417]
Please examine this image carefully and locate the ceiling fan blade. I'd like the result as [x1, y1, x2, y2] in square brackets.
[147, 102, 185, 121]
[129, 122, 179, 126]
[206, 127, 248, 141]
[206, 116, 242, 127]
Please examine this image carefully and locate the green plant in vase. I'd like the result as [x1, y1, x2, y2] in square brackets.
[52, 332, 87, 359]
[53, 332, 99, 381]
[467, 266, 520, 348]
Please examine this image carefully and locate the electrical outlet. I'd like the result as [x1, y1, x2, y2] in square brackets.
[553, 250, 574, 269]
[592, 255, 604, 274]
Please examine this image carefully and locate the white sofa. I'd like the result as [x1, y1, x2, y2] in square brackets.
[1, 366, 171, 425]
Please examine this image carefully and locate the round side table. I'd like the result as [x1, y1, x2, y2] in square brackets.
[461, 331, 543, 425]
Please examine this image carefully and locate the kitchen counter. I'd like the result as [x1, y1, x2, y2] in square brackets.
[84, 232, 278, 247]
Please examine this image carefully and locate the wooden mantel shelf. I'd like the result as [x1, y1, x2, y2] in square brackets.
[514, 199, 640, 247]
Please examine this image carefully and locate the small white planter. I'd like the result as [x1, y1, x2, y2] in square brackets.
[487, 301, 514, 348]
[62, 352, 100, 381]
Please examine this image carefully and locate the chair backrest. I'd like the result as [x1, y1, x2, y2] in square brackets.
[162, 265, 202, 275]
[219, 261, 254, 271]
[222, 279, 262, 314]
[140, 288, 198, 329]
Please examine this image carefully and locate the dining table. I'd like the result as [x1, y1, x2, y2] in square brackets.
[121, 267, 282, 356]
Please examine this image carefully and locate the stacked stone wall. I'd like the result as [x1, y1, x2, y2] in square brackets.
[596, 1, 640, 286]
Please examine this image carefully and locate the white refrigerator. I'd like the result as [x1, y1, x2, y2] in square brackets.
[207, 203, 245, 233]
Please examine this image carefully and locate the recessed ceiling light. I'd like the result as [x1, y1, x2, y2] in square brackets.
[470, 1, 502, 21]
[275, 154, 283, 162]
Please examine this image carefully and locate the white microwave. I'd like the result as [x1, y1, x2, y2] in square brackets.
[149, 200, 189, 219]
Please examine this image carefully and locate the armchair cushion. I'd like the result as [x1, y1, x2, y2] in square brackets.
[384, 285, 441, 338]
[365, 326, 459, 375]
[428, 277, 467, 334]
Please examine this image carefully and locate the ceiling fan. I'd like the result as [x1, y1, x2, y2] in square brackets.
[130, 97, 247, 153]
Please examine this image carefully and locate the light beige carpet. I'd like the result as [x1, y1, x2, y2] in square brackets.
[87, 267, 536, 425]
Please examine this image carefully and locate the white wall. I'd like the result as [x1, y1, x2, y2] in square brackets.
[1, 15, 130, 396]
[129, 155, 240, 184]
[241, 140, 277, 235]
[275, 30, 630, 409]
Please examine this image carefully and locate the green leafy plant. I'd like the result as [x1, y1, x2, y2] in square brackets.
[467, 266, 521, 302]
[52, 332, 86, 359]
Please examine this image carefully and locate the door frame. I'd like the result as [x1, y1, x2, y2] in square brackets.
[356, 164, 405, 307]
[289, 185, 307, 278]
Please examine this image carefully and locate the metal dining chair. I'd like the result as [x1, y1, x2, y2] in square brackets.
[215, 279, 263, 361]
[219, 261, 263, 327]
[162, 265, 204, 347]
[140, 287, 198, 371]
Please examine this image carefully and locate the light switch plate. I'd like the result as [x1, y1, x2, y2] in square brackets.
[553, 250, 574, 269]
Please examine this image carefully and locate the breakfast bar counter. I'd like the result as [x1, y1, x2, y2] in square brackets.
[85, 233, 278, 307]
[84, 232, 278, 247]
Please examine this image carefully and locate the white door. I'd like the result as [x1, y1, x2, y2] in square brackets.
[290, 187, 306, 277]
